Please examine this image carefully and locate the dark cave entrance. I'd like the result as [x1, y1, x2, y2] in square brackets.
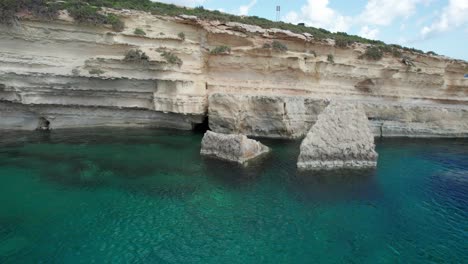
[36, 117, 50, 131]
[192, 116, 209, 134]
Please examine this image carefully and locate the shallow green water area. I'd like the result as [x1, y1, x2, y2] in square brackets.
[0, 128, 466, 264]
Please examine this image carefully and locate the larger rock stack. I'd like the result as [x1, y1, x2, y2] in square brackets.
[297, 101, 378, 170]
[201, 131, 270, 164]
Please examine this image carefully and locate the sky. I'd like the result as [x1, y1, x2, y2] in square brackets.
[156, 0, 468, 61]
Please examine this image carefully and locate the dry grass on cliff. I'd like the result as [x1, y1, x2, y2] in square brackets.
[1, 0, 430, 56]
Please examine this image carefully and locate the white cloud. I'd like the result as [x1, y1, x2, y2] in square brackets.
[238, 0, 257, 16]
[283, 0, 352, 32]
[359, 26, 379, 39]
[359, 0, 428, 26]
[421, 0, 468, 38]
[154, 0, 207, 7]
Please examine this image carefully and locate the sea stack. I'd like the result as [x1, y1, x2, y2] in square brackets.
[201, 131, 270, 164]
[297, 101, 378, 170]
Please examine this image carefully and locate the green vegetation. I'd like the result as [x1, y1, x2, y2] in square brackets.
[88, 68, 105, 75]
[1, 0, 124, 31]
[65, 2, 124, 31]
[426, 51, 438, 56]
[1, 0, 429, 56]
[210, 45, 231, 55]
[178, 32, 185, 41]
[0, 0, 59, 24]
[124, 49, 149, 62]
[66, 3, 107, 24]
[107, 13, 124, 31]
[360, 46, 383, 61]
[334, 36, 352, 48]
[327, 54, 334, 63]
[134, 28, 146, 36]
[160, 51, 182, 66]
[391, 48, 402, 58]
[272, 41, 288, 52]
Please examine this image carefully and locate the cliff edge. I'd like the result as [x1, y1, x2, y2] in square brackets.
[0, 6, 467, 137]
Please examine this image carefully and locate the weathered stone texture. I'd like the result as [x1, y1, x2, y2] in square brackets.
[297, 102, 378, 170]
[200, 131, 270, 164]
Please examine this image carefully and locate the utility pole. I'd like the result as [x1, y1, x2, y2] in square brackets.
[276, 5, 281, 22]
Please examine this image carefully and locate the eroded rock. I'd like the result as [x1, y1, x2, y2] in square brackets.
[297, 101, 378, 170]
[200, 131, 270, 164]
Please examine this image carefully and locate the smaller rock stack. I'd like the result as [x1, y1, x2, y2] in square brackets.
[201, 131, 270, 164]
[297, 101, 378, 170]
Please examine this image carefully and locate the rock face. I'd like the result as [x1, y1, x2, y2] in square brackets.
[208, 93, 328, 139]
[297, 102, 378, 170]
[0, 8, 467, 137]
[200, 131, 270, 164]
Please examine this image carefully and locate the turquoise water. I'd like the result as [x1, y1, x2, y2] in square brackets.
[0, 128, 466, 263]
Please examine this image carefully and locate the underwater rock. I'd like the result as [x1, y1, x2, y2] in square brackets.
[297, 101, 378, 170]
[200, 131, 270, 164]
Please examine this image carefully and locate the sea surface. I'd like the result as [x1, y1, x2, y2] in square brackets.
[0, 128, 466, 263]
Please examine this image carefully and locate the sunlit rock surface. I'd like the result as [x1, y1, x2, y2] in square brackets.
[200, 131, 269, 164]
[0, 8, 467, 137]
[297, 102, 378, 170]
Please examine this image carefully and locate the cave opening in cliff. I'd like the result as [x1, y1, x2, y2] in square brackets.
[36, 117, 50, 131]
[192, 116, 209, 133]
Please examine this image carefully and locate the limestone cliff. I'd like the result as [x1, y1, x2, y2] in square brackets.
[1, 9, 467, 137]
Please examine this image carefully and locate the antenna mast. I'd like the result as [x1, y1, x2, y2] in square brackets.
[276, 5, 281, 22]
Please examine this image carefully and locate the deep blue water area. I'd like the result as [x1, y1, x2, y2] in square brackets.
[0, 128, 467, 263]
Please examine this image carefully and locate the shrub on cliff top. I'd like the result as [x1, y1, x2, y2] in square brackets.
[360, 46, 383, 61]
[0, 0, 59, 24]
[335, 37, 351, 48]
[0, 0, 429, 56]
[65, 2, 124, 31]
[391, 48, 402, 58]
[107, 13, 124, 31]
[67, 3, 107, 24]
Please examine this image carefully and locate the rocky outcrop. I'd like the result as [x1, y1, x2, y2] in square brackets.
[0, 8, 467, 137]
[208, 93, 328, 139]
[297, 102, 378, 170]
[200, 131, 270, 164]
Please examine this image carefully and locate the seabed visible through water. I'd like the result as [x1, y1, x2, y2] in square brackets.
[0, 128, 467, 263]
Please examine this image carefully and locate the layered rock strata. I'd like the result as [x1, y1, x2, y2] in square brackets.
[0, 9, 467, 137]
[297, 102, 378, 170]
[200, 131, 270, 164]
